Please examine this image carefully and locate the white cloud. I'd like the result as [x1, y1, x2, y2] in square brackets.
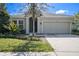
[56, 10, 68, 14]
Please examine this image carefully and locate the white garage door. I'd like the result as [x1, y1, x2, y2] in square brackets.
[43, 22, 70, 34]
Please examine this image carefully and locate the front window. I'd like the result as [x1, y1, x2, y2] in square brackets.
[19, 20, 23, 30]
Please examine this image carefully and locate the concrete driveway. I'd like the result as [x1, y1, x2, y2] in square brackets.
[46, 35, 79, 56]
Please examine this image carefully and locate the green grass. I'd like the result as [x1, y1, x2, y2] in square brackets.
[0, 38, 54, 52]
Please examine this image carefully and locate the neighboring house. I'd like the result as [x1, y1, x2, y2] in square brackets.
[10, 13, 73, 34]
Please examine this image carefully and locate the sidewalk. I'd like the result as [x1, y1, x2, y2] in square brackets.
[46, 37, 79, 56]
[0, 52, 55, 56]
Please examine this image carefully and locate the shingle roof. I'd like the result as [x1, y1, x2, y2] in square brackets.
[10, 12, 73, 18]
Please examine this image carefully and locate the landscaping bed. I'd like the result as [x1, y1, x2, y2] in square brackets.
[0, 38, 54, 52]
[72, 30, 79, 35]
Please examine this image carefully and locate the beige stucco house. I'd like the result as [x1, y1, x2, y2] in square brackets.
[10, 13, 73, 34]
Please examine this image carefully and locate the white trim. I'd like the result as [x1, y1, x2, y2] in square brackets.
[24, 18, 26, 30]
[17, 20, 19, 27]
[37, 18, 39, 33]
[40, 16, 73, 18]
[42, 20, 43, 33]
[70, 22, 72, 34]
[37, 17, 40, 33]
[22, 20, 25, 30]
[26, 17, 29, 34]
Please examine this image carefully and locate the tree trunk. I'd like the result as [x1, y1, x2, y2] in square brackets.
[33, 17, 35, 36]
[31, 3, 36, 36]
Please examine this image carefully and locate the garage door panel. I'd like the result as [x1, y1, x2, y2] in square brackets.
[43, 22, 70, 34]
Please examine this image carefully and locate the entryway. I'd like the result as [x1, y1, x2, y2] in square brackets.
[29, 17, 38, 33]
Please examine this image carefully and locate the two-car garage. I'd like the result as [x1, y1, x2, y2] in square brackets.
[38, 15, 73, 34]
[43, 22, 71, 34]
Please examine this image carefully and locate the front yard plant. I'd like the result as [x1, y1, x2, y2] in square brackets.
[72, 29, 79, 35]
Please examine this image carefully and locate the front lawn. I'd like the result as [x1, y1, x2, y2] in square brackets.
[0, 38, 54, 52]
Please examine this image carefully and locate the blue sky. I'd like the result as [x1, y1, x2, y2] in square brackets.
[6, 3, 79, 15]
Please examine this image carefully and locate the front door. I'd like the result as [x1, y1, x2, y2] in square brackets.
[29, 17, 38, 33]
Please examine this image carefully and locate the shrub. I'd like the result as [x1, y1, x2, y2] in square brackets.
[72, 29, 79, 35]
[4, 22, 20, 35]
[19, 30, 26, 34]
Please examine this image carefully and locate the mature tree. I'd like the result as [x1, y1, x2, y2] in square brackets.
[27, 3, 42, 36]
[13, 3, 53, 36]
[19, 3, 52, 36]
[0, 3, 10, 33]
